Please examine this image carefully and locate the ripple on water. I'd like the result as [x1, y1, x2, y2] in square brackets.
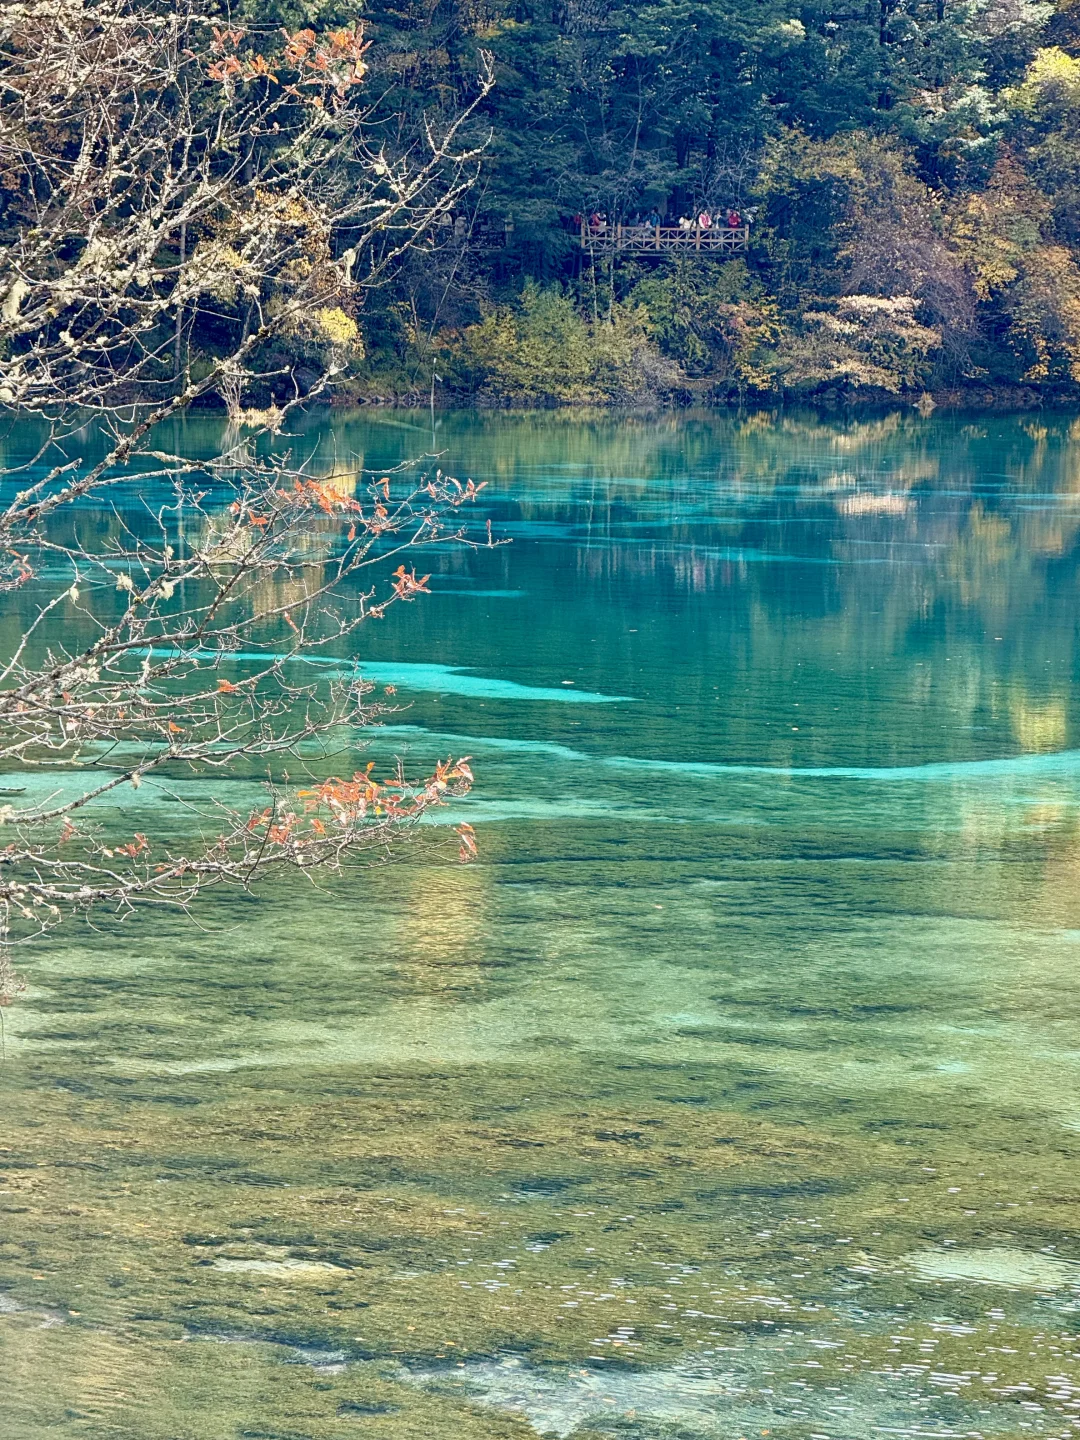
[905, 1247, 1080, 1289]
[403, 1356, 755, 1438]
[402, 1353, 967, 1440]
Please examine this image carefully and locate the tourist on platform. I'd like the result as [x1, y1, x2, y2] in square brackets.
[645, 208, 662, 229]
[726, 208, 742, 229]
[698, 208, 712, 229]
[678, 215, 693, 231]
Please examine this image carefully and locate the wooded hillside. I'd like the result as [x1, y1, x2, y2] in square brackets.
[324, 0, 1080, 402]
[10, 0, 1080, 405]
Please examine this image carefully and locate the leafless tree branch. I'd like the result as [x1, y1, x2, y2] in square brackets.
[0, 2, 495, 1000]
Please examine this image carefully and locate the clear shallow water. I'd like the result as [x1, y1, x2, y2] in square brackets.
[4, 408, 1080, 1438]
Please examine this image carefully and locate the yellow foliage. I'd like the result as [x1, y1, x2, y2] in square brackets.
[455, 283, 681, 404]
[1008, 244, 1080, 381]
[950, 153, 1080, 380]
[779, 295, 941, 394]
[1006, 47, 1080, 116]
[950, 151, 1047, 300]
[314, 306, 361, 351]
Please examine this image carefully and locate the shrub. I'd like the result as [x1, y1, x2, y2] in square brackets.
[453, 281, 682, 404]
[627, 259, 782, 388]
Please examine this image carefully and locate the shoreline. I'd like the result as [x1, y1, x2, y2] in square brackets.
[320, 382, 1067, 413]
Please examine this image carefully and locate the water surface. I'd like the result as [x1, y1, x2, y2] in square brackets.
[4, 408, 1080, 1439]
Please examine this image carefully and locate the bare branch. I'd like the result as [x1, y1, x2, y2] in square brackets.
[0, 2, 496, 998]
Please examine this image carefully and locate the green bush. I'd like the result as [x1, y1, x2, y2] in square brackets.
[452, 282, 682, 405]
[627, 259, 782, 388]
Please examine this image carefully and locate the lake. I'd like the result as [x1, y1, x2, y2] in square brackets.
[4, 407, 1080, 1440]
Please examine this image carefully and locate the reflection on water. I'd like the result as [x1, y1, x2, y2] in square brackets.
[4, 408, 1080, 1438]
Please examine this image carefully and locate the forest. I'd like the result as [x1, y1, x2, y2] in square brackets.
[8, 0, 1080, 407]
[256, 0, 1080, 405]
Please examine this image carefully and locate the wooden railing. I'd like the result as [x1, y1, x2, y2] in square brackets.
[579, 221, 749, 255]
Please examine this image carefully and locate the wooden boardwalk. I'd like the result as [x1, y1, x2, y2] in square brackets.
[579, 221, 749, 256]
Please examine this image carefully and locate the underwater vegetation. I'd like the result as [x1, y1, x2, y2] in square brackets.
[5, 410, 1080, 1438]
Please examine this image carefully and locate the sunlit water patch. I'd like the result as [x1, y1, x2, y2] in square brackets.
[402, 1350, 1022, 1439]
[906, 1248, 1080, 1290]
[403, 1354, 779, 1438]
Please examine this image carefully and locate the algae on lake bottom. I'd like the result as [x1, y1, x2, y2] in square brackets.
[5, 409, 1080, 1438]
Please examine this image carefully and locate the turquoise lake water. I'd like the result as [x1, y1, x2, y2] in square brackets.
[3, 407, 1080, 1439]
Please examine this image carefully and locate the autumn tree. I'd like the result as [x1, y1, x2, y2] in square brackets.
[951, 147, 1080, 383]
[0, 0, 494, 1001]
[776, 294, 942, 393]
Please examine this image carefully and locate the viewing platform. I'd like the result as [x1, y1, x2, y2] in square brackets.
[579, 220, 749, 256]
